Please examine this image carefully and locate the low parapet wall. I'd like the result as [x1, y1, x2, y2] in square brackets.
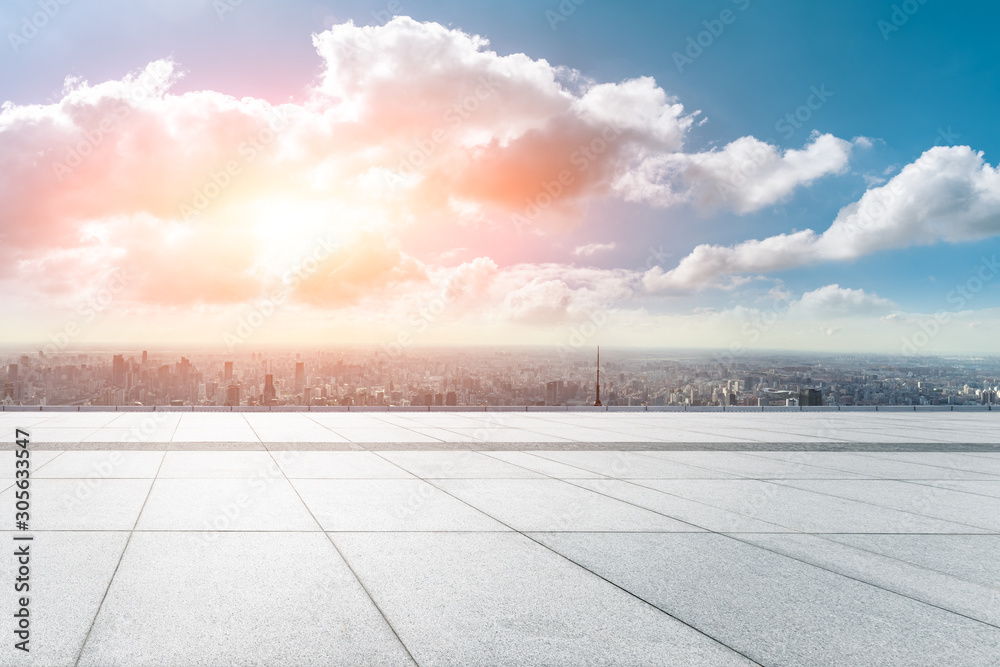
[1, 404, 994, 413]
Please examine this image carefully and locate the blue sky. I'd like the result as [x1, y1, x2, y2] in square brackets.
[1, 0, 998, 352]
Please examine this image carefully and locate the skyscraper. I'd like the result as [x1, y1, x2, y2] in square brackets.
[224, 361, 234, 382]
[295, 362, 305, 393]
[263, 374, 276, 405]
[225, 384, 241, 407]
[112, 355, 126, 387]
[3, 365, 16, 403]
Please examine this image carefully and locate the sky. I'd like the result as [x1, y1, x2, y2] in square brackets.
[1, 0, 999, 356]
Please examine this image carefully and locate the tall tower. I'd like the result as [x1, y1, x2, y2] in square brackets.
[294, 362, 305, 393]
[594, 347, 602, 407]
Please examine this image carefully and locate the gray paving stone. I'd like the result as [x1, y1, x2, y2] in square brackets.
[379, 450, 547, 478]
[332, 532, 752, 666]
[432, 478, 697, 532]
[822, 534, 1000, 589]
[635, 479, 984, 533]
[569, 478, 790, 532]
[135, 478, 318, 531]
[531, 532, 1000, 666]
[735, 532, 1000, 626]
[293, 479, 508, 531]
[777, 479, 1000, 532]
[531, 450, 741, 478]
[0, 479, 152, 530]
[77, 532, 415, 667]
[0, 531, 129, 667]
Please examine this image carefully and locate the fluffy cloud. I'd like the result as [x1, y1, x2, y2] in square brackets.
[618, 133, 855, 213]
[790, 285, 896, 318]
[645, 146, 1000, 292]
[0, 16, 857, 317]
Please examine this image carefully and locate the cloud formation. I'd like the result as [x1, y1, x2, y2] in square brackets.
[0, 16, 861, 316]
[645, 146, 1000, 292]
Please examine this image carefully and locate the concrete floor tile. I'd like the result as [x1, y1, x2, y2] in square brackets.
[637, 479, 984, 533]
[433, 478, 698, 532]
[532, 532, 1000, 666]
[778, 479, 1000, 532]
[332, 532, 752, 666]
[274, 451, 414, 478]
[34, 451, 164, 478]
[136, 478, 318, 531]
[77, 532, 415, 667]
[0, 478, 152, 530]
[570, 478, 789, 532]
[0, 531, 130, 667]
[158, 451, 276, 478]
[294, 479, 508, 531]
[379, 451, 547, 478]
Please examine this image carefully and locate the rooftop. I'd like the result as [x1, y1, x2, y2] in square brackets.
[3, 411, 1000, 665]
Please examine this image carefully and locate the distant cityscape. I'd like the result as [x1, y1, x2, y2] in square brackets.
[1, 347, 999, 409]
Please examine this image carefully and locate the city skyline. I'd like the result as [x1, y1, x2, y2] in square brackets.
[4, 346, 998, 409]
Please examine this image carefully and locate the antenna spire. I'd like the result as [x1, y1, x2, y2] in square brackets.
[594, 346, 602, 407]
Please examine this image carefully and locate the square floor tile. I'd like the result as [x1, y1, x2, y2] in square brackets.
[532, 532, 1000, 666]
[136, 478, 317, 531]
[77, 532, 415, 666]
[158, 451, 277, 478]
[294, 479, 507, 531]
[274, 451, 414, 479]
[0, 531, 130, 667]
[332, 532, 751, 666]
[379, 451, 546, 479]
[34, 451, 164, 478]
[433, 478, 698, 532]
[0, 479, 152, 530]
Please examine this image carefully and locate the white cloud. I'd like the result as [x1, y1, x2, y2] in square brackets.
[618, 133, 855, 214]
[645, 146, 1000, 292]
[790, 285, 896, 318]
[573, 242, 616, 257]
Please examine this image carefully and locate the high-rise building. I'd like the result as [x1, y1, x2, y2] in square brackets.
[799, 389, 823, 406]
[225, 384, 241, 407]
[546, 380, 564, 406]
[141, 350, 148, 365]
[112, 355, 126, 387]
[295, 362, 305, 393]
[7, 364, 19, 402]
[446, 391, 457, 406]
[224, 361, 234, 382]
[263, 374, 276, 405]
